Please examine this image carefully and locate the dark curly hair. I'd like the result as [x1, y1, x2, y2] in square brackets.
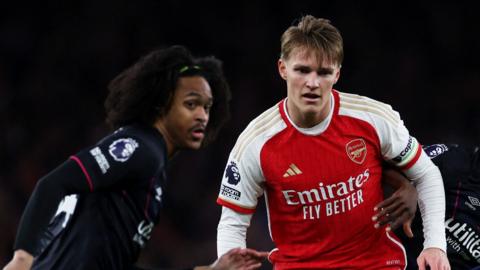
[105, 45, 231, 146]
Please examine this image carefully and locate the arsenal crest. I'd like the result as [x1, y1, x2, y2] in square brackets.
[346, 139, 367, 164]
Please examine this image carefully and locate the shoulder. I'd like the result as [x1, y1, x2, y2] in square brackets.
[102, 125, 167, 165]
[423, 144, 451, 160]
[424, 144, 474, 177]
[337, 90, 402, 127]
[230, 101, 286, 161]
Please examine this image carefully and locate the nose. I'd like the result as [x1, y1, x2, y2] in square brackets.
[305, 73, 320, 89]
[196, 107, 209, 124]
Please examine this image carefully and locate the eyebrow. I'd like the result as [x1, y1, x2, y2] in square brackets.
[293, 64, 335, 73]
[184, 91, 213, 102]
[292, 64, 309, 69]
[317, 67, 335, 73]
[185, 92, 202, 97]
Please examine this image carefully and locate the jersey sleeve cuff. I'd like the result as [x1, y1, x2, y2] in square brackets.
[217, 198, 255, 214]
[423, 239, 447, 253]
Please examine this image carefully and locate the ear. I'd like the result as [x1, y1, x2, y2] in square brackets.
[278, 59, 287, 80]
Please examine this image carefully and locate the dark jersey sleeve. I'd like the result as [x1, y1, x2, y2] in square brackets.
[14, 129, 164, 256]
[71, 133, 162, 191]
[409, 144, 480, 269]
[423, 144, 473, 188]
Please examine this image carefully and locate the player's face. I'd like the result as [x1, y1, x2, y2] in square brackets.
[278, 47, 340, 128]
[158, 76, 213, 153]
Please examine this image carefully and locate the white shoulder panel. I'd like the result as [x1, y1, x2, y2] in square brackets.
[219, 102, 287, 209]
[338, 91, 411, 161]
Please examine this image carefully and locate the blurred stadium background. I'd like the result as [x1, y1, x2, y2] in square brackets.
[1, 1, 479, 269]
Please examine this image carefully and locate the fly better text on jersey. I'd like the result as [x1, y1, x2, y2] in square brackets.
[282, 169, 370, 220]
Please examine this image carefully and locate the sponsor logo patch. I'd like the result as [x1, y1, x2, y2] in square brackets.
[445, 218, 480, 264]
[133, 220, 154, 248]
[225, 161, 241, 185]
[109, 138, 139, 162]
[281, 169, 370, 219]
[423, 144, 449, 159]
[346, 139, 367, 164]
[155, 187, 163, 202]
[468, 196, 480, 207]
[54, 195, 78, 228]
[392, 136, 418, 166]
[283, 163, 303, 178]
[385, 259, 401, 266]
[221, 184, 241, 200]
[90, 147, 110, 174]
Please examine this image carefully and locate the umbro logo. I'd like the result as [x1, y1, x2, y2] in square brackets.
[465, 196, 479, 211]
[283, 164, 302, 178]
[468, 196, 480, 207]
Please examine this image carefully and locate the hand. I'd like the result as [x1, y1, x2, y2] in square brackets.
[204, 248, 269, 270]
[417, 248, 450, 270]
[3, 250, 34, 270]
[373, 169, 418, 237]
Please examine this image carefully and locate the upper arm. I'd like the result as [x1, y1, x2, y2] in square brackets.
[217, 137, 266, 214]
[337, 93, 421, 170]
[71, 135, 160, 192]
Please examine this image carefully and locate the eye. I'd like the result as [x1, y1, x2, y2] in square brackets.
[317, 68, 334, 76]
[185, 101, 196, 110]
[204, 103, 212, 114]
[294, 67, 310, 74]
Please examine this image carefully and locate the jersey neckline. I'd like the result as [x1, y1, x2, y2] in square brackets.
[279, 90, 338, 136]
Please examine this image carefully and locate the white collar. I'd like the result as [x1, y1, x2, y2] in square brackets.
[283, 92, 334, 136]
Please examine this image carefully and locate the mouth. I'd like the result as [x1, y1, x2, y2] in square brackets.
[302, 93, 321, 102]
[190, 125, 206, 140]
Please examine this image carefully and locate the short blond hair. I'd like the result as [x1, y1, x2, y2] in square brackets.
[280, 15, 344, 66]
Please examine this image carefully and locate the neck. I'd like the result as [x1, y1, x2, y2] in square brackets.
[298, 113, 326, 128]
[153, 121, 176, 159]
[287, 96, 332, 128]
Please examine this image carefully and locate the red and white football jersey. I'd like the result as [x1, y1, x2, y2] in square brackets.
[217, 90, 422, 269]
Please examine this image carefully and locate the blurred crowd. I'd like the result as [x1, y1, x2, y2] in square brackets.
[1, 1, 479, 269]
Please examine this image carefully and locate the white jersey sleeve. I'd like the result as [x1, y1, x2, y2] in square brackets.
[338, 92, 446, 252]
[216, 150, 264, 213]
[217, 207, 252, 257]
[216, 104, 284, 213]
[403, 151, 447, 251]
[216, 104, 285, 256]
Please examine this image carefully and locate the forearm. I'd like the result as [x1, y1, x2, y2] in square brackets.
[217, 207, 251, 257]
[403, 151, 446, 251]
[382, 168, 411, 189]
[217, 224, 247, 257]
[3, 249, 34, 270]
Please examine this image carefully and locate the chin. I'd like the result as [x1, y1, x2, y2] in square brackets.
[185, 141, 203, 150]
[302, 107, 322, 115]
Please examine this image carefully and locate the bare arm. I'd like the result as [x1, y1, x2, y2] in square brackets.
[373, 168, 418, 237]
[3, 250, 34, 270]
[376, 152, 450, 270]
